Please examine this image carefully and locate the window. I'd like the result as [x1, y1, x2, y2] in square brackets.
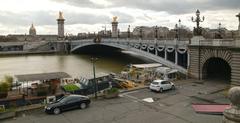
[165, 81, 171, 84]
[152, 82, 159, 85]
[59, 96, 76, 103]
[161, 81, 168, 84]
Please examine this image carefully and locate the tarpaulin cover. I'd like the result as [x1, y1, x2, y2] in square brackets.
[192, 104, 231, 114]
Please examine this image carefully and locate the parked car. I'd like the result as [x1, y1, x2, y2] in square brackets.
[149, 80, 175, 93]
[45, 95, 90, 114]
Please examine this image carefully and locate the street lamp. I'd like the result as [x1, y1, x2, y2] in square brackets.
[178, 19, 181, 40]
[91, 57, 98, 99]
[127, 25, 131, 38]
[139, 27, 143, 39]
[155, 25, 158, 39]
[191, 9, 205, 36]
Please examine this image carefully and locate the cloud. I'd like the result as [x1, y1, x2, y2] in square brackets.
[50, 0, 240, 15]
[0, 11, 56, 26]
[0, 0, 239, 35]
[51, 0, 105, 8]
[64, 12, 111, 24]
[0, 10, 114, 26]
[106, 0, 240, 14]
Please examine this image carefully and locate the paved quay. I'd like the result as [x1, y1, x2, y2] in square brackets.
[2, 80, 229, 123]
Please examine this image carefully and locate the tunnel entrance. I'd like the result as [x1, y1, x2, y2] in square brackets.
[202, 57, 231, 82]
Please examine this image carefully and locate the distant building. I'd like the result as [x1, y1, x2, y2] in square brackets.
[202, 28, 238, 39]
[29, 24, 36, 36]
[1, 12, 65, 42]
[98, 30, 111, 38]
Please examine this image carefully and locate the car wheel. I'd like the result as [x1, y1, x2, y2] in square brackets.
[53, 108, 61, 115]
[171, 85, 175, 90]
[159, 88, 163, 93]
[80, 103, 87, 109]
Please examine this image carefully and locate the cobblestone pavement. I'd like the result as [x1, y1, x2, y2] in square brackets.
[2, 80, 228, 123]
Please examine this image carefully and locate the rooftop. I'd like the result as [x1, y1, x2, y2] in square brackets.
[15, 72, 71, 82]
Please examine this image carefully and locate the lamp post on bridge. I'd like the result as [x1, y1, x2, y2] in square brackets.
[155, 25, 158, 39]
[174, 24, 179, 40]
[191, 9, 205, 80]
[139, 27, 143, 39]
[217, 22, 223, 39]
[91, 57, 98, 99]
[174, 19, 181, 41]
[178, 19, 181, 40]
[127, 25, 131, 38]
[191, 9, 205, 36]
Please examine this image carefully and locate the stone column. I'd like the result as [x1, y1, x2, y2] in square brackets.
[223, 87, 240, 123]
[237, 13, 240, 31]
[57, 11, 65, 39]
[112, 16, 118, 38]
[236, 13, 240, 38]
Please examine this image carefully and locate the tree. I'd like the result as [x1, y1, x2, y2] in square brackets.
[3, 75, 13, 85]
[0, 81, 10, 98]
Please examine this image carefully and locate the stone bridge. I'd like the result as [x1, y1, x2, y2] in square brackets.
[70, 37, 240, 86]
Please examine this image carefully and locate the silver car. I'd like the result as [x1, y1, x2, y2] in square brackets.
[149, 80, 175, 93]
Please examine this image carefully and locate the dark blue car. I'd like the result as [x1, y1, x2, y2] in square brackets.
[45, 95, 90, 114]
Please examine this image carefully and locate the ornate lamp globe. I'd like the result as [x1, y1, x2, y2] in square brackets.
[196, 9, 200, 16]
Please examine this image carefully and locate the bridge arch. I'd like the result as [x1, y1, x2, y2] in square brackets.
[200, 49, 232, 82]
[71, 43, 129, 53]
[70, 40, 188, 74]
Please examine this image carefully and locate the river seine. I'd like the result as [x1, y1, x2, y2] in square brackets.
[0, 51, 153, 80]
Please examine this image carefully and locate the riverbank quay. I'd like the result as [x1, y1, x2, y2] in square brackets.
[0, 51, 57, 56]
[1, 79, 230, 123]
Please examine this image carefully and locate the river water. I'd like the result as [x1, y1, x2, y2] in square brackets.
[0, 51, 153, 80]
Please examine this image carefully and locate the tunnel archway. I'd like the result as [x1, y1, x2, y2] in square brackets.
[202, 57, 231, 82]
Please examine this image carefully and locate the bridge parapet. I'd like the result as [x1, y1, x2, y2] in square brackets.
[70, 38, 190, 51]
[102, 38, 189, 46]
[199, 39, 235, 47]
[190, 36, 237, 47]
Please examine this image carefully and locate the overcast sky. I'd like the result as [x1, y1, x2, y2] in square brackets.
[0, 0, 239, 35]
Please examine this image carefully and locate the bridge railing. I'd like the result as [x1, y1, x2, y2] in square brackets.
[199, 39, 235, 47]
[70, 38, 189, 50]
[101, 38, 189, 46]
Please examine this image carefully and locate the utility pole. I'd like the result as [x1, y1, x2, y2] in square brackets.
[91, 57, 98, 99]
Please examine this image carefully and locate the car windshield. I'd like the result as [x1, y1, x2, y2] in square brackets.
[151, 82, 159, 85]
[57, 96, 70, 103]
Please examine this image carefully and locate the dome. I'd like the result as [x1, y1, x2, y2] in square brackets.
[29, 24, 36, 36]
